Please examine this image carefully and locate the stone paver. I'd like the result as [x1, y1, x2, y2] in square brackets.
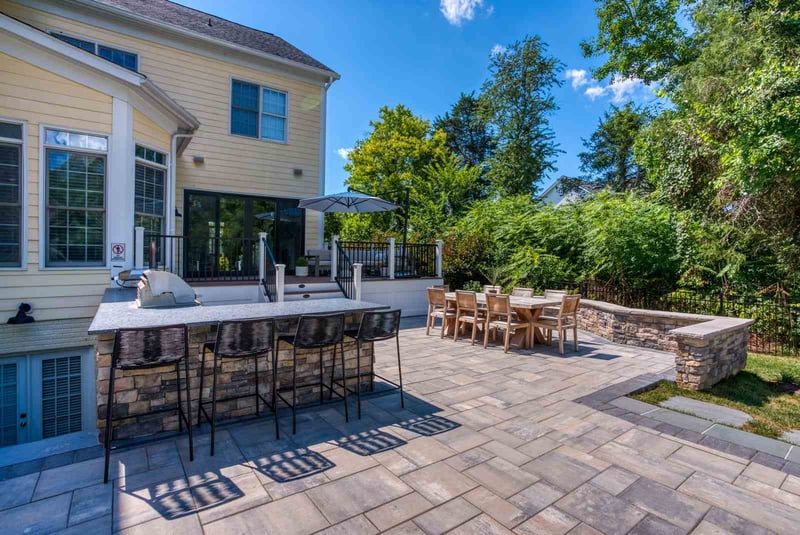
[5, 324, 800, 533]
[661, 396, 752, 427]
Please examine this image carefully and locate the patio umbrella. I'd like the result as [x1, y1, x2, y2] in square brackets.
[298, 191, 399, 213]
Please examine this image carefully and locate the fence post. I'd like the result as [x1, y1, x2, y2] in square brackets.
[387, 237, 395, 280]
[258, 232, 267, 284]
[276, 264, 286, 302]
[353, 263, 363, 301]
[435, 239, 443, 279]
[331, 235, 339, 281]
[134, 226, 144, 269]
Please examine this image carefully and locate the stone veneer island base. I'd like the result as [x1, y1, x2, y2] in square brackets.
[576, 300, 753, 391]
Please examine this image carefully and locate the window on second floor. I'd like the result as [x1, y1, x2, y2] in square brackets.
[50, 32, 138, 72]
[230, 80, 287, 142]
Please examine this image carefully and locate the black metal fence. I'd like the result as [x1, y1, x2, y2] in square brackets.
[338, 241, 390, 279]
[335, 247, 354, 299]
[138, 233, 260, 282]
[261, 236, 277, 302]
[548, 280, 800, 356]
[395, 243, 437, 279]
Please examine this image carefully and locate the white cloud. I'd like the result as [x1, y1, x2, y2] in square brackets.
[565, 68, 589, 89]
[584, 86, 606, 100]
[440, 0, 484, 25]
[607, 77, 643, 104]
[337, 147, 353, 160]
[490, 44, 506, 56]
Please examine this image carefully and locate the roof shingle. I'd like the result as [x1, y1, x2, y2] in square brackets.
[91, 0, 335, 74]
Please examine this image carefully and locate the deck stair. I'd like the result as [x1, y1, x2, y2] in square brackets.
[283, 281, 345, 301]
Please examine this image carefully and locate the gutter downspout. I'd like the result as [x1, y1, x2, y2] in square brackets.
[318, 76, 333, 247]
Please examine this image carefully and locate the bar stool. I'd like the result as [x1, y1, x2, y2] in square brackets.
[336, 309, 403, 419]
[276, 313, 348, 434]
[105, 325, 193, 483]
[198, 318, 279, 455]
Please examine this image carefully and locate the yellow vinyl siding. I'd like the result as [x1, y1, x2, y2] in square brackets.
[0, 51, 112, 321]
[133, 109, 170, 152]
[3, 1, 324, 249]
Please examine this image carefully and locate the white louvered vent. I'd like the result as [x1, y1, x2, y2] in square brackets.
[42, 355, 82, 439]
[1, 362, 18, 446]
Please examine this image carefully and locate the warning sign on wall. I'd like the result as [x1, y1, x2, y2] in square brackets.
[111, 243, 125, 262]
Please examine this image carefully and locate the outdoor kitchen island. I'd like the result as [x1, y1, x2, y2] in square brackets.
[88, 289, 389, 442]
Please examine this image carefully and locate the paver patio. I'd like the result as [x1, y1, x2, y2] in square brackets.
[2, 318, 800, 534]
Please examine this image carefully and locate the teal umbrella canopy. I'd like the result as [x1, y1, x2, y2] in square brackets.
[298, 191, 399, 213]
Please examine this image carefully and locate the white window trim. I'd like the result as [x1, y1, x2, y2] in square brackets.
[38, 124, 111, 271]
[228, 77, 290, 145]
[133, 142, 168, 234]
[0, 117, 27, 271]
[47, 29, 140, 71]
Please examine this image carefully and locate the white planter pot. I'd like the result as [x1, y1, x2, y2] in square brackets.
[295, 266, 308, 277]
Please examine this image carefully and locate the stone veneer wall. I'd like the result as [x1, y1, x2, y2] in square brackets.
[576, 300, 752, 391]
[95, 315, 374, 442]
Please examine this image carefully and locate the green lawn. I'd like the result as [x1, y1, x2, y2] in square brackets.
[632, 353, 800, 440]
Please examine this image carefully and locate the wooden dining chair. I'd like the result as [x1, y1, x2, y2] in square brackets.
[512, 287, 534, 298]
[483, 285, 502, 294]
[532, 295, 581, 354]
[454, 290, 486, 345]
[484, 293, 530, 353]
[426, 287, 455, 338]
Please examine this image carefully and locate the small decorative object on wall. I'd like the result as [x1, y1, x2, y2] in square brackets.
[8, 302, 34, 324]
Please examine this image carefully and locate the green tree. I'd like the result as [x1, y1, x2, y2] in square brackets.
[578, 103, 651, 191]
[580, 0, 694, 84]
[341, 104, 451, 239]
[479, 36, 563, 197]
[433, 92, 495, 178]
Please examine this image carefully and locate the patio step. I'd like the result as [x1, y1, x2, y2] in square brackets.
[283, 281, 344, 301]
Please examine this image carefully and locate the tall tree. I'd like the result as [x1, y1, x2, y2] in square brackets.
[433, 92, 494, 196]
[479, 36, 563, 197]
[578, 103, 651, 191]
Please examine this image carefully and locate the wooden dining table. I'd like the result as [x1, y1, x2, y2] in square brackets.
[444, 292, 563, 348]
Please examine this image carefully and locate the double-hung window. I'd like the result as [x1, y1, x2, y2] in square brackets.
[50, 32, 138, 72]
[230, 80, 287, 142]
[0, 121, 24, 267]
[134, 145, 167, 237]
[44, 129, 107, 267]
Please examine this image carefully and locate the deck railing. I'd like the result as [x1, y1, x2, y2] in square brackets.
[395, 243, 437, 279]
[135, 232, 259, 282]
[337, 241, 389, 279]
[261, 236, 278, 302]
[334, 238, 441, 280]
[335, 246, 355, 299]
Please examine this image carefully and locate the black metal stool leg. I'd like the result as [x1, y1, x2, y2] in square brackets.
[272, 346, 280, 440]
[176, 362, 183, 433]
[356, 339, 362, 419]
[255, 354, 260, 417]
[396, 335, 405, 408]
[103, 361, 116, 484]
[292, 346, 297, 435]
[184, 356, 194, 462]
[197, 346, 206, 427]
[210, 351, 219, 456]
[329, 345, 336, 400]
[340, 340, 349, 422]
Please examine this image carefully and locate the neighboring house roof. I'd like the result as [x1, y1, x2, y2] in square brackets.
[538, 176, 601, 206]
[89, 0, 337, 76]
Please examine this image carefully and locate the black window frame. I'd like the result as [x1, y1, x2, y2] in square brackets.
[230, 79, 288, 142]
[0, 120, 24, 268]
[50, 31, 138, 72]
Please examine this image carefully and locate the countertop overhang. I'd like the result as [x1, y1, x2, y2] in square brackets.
[88, 289, 390, 335]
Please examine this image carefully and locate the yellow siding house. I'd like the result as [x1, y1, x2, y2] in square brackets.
[0, 0, 337, 446]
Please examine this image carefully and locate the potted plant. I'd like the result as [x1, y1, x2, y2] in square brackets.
[295, 256, 309, 277]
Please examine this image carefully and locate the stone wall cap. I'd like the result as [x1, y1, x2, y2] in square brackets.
[581, 299, 714, 322]
[669, 317, 754, 340]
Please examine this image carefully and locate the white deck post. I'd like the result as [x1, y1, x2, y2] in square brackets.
[387, 237, 395, 279]
[134, 226, 144, 269]
[258, 232, 267, 284]
[435, 239, 443, 278]
[331, 234, 339, 281]
[353, 263, 363, 301]
[276, 264, 286, 302]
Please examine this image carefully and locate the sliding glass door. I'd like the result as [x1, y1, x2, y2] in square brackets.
[184, 191, 304, 280]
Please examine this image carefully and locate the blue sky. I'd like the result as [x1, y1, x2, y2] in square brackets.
[180, 0, 656, 194]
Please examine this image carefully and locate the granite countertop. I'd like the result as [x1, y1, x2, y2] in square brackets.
[88, 289, 389, 335]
